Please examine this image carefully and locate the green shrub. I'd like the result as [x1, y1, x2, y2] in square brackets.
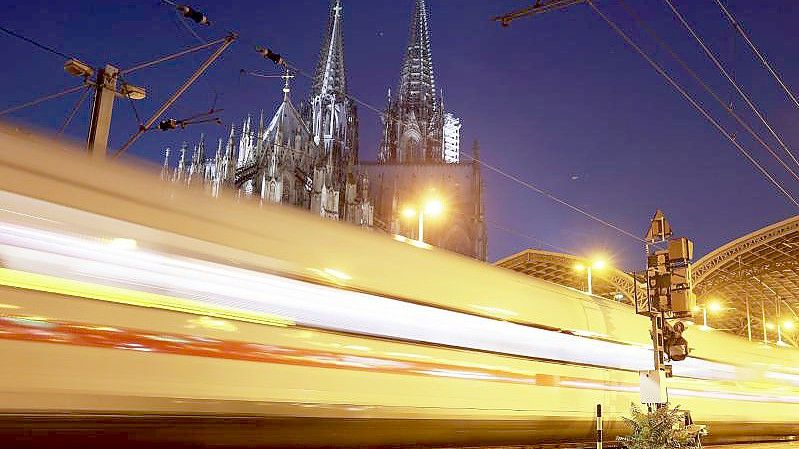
[616, 403, 701, 449]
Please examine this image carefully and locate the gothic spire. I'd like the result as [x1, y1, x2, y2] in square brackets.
[312, 0, 346, 98]
[160, 147, 171, 181]
[399, 0, 436, 113]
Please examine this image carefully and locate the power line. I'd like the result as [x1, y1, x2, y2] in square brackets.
[460, 152, 650, 245]
[663, 0, 799, 174]
[173, 8, 207, 44]
[0, 24, 76, 61]
[486, 218, 574, 254]
[0, 84, 88, 117]
[120, 35, 230, 75]
[715, 0, 799, 116]
[246, 58, 386, 117]
[559, 2, 799, 286]
[585, 0, 799, 209]
[618, 0, 799, 184]
[581, 1, 799, 305]
[117, 74, 144, 127]
[58, 86, 91, 134]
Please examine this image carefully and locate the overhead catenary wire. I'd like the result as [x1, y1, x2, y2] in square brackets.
[164, 2, 224, 115]
[120, 35, 231, 75]
[460, 152, 650, 245]
[58, 86, 91, 134]
[174, 8, 207, 44]
[245, 60, 386, 117]
[578, 1, 799, 284]
[587, 1, 799, 324]
[486, 218, 574, 254]
[715, 0, 799, 115]
[117, 74, 144, 127]
[113, 33, 238, 159]
[618, 0, 799, 184]
[663, 0, 799, 174]
[0, 84, 88, 117]
[585, 0, 799, 210]
[0, 24, 77, 61]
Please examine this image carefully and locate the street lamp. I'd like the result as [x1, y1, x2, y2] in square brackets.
[402, 197, 444, 243]
[692, 300, 726, 330]
[763, 319, 795, 346]
[574, 258, 606, 295]
[774, 319, 795, 346]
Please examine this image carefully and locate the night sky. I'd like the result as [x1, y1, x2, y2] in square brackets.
[2, 0, 799, 269]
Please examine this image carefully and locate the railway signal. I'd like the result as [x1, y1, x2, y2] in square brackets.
[641, 210, 696, 406]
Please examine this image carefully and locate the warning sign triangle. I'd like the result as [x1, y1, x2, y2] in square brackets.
[645, 209, 672, 243]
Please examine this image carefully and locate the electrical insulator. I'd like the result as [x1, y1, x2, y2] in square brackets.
[256, 46, 285, 65]
[177, 5, 210, 25]
[158, 119, 178, 131]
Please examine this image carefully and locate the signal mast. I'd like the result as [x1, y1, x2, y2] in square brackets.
[639, 210, 696, 409]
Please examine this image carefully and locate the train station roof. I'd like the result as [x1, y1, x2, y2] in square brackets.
[692, 215, 799, 344]
[496, 215, 799, 345]
[494, 249, 643, 305]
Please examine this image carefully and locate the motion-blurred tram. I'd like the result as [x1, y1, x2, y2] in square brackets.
[0, 124, 798, 447]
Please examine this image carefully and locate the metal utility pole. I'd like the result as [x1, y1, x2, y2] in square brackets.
[86, 65, 119, 159]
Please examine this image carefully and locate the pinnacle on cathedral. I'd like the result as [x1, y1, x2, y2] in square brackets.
[379, 0, 461, 165]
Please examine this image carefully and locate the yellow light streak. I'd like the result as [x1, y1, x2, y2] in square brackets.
[0, 268, 293, 328]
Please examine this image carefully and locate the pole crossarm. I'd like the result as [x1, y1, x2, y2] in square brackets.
[0, 84, 89, 117]
[120, 35, 233, 76]
[492, 0, 585, 26]
[112, 33, 237, 159]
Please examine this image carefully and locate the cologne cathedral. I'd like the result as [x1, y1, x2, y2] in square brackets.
[161, 0, 486, 260]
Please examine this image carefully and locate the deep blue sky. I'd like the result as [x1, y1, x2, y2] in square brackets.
[2, 0, 799, 269]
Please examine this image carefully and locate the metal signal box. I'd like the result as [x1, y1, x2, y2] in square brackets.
[668, 237, 694, 262]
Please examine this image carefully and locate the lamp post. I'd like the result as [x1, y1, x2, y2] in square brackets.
[402, 198, 444, 243]
[574, 258, 606, 295]
[769, 319, 795, 346]
[692, 300, 727, 330]
[783, 320, 795, 347]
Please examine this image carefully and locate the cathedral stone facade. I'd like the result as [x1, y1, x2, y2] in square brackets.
[360, 140, 487, 260]
[160, 0, 486, 260]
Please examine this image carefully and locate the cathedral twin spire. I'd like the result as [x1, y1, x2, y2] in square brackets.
[399, 0, 437, 114]
[307, 0, 358, 179]
[312, 0, 347, 100]
[379, 0, 459, 164]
